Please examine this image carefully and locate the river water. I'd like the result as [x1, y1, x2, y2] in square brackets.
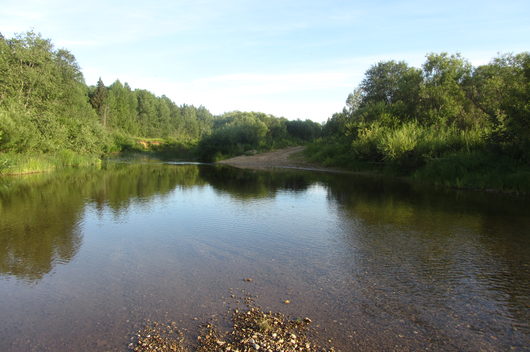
[0, 161, 528, 351]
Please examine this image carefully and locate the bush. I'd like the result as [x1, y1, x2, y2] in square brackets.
[378, 122, 420, 161]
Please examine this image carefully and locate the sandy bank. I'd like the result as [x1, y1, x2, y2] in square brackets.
[217, 146, 342, 173]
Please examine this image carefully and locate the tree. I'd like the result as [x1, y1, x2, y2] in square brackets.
[136, 89, 158, 137]
[0, 32, 105, 154]
[419, 53, 479, 127]
[107, 80, 138, 134]
[359, 60, 422, 121]
[472, 53, 530, 158]
[90, 78, 109, 126]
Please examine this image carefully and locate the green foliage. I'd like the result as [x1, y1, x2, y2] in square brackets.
[360, 61, 422, 120]
[0, 31, 219, 171]
[0, 152, 100, 175]
[0, 154, 55, 174]
[106, 88, 215, 141]
[0, 31, 323, 171]
[0, 31, 109, 156]
[309, 51, 530, 192]
[89, 78, 109, 125]
[378, 122, 420, 161]
[285, 119, 322, 141]
[305, 138, 368, 169]
[197, 112, 321, 161]
[413, 152, 530, 193]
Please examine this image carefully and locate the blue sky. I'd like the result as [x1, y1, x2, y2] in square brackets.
[2, 0, 529, 122]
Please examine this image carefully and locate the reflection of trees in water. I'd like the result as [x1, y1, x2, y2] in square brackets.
[91, 162, 205, 212]
[323, 173, 530, 336]
[1, 161, 527, 337]
[0, 163, 206, 282]
[0, 173, 84, 281]
[0, 163, 322, 283]
[0, 163, 321, 282]
[199, 165, 315, 199]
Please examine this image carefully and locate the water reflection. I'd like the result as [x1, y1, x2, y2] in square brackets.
[0, 162, 528, 351]
[325, 173, 530, 345]
[0, 164, 321, 282]
[0, 173, 84, 281]
[0, 163, 206, 281]
[200, 165, 316, 199]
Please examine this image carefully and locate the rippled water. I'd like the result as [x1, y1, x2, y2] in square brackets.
[0, 162, 529, 351]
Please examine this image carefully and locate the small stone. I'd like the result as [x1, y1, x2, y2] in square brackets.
[283, 300, 290, 304]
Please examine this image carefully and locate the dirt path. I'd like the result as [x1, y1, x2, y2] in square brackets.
[218, 146, 342, 173]
[217, 146, 306, 168]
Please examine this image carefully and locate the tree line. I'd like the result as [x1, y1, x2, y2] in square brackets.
[2, 31, 528, 190]
[307, 52, 530, 191]
[0, 31, 321, 164]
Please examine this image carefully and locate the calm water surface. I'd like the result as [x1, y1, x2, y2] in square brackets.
[0, 162, 529, 351]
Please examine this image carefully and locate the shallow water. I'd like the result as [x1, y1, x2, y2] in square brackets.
[0, 162, 529, 351]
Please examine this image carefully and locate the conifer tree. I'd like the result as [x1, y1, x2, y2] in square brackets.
[90, 78, 109, 126]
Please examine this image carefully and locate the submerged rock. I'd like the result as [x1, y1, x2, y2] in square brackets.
[130, 297, 336, 352]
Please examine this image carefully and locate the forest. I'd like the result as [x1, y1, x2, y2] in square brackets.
[1, 31, 529, 191]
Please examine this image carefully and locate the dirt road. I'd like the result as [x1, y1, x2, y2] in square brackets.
[218, 146, 327, 171]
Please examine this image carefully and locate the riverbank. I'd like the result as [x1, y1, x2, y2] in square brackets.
[0, 138, 191, 176]
[218, 146, 343, 173]
[219, 146, 530, 195]
[0, 152, 101, 176]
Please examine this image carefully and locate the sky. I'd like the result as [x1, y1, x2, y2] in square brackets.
[1, 0, 529, 122]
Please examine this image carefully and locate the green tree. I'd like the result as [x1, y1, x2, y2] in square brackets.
[107, 80, 139, 134]
[89, 78, 109, 126]
[0, 31, 106, 154]
[359, 61, 422, 121]
[419, 53, 482, 128]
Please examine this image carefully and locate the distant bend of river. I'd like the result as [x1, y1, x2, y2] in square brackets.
[0, 160, 528, 351]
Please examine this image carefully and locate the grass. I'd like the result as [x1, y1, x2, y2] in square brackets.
[0, 152, 101, 175]
[0, 154, 55, 175]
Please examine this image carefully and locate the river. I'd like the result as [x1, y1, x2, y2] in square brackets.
[0, 161, 528, 351]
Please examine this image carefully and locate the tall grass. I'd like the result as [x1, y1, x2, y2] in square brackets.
[0, 154, 55, 175]
[351, 121, 486, 168]
[0, 152, 101, 175]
